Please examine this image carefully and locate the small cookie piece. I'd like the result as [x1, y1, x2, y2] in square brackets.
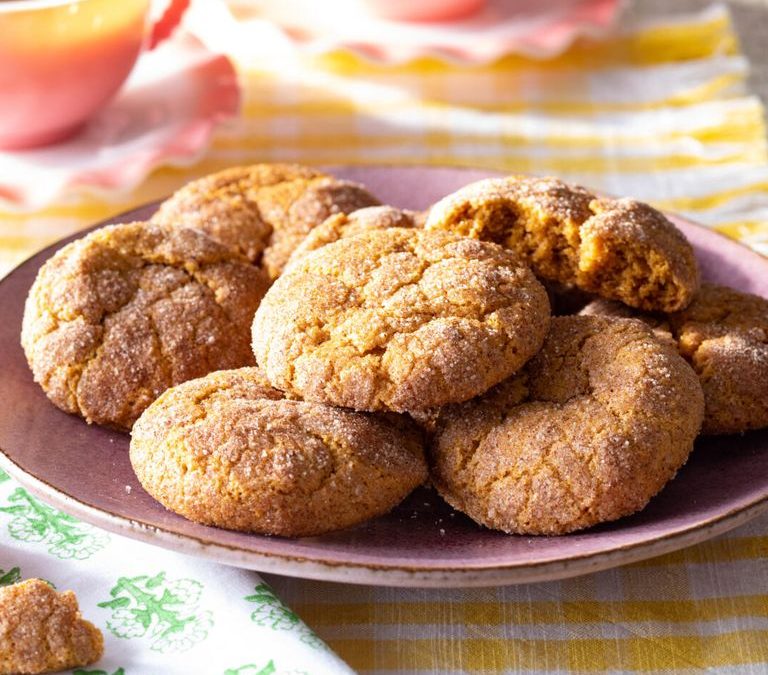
[253, 228, 550, 413]
[430, 315, 704, 535]
[425, 176, 699, 312]
[130, 368, 428, 537]
[0, 579, 103, 674]
[152, 163, 380, 278]
[583, 284, 768, 435]
[22, 221, 269, 430]
[285, 205, 420, 268]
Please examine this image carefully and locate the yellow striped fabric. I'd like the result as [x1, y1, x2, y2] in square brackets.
[2, 3, 768, 672]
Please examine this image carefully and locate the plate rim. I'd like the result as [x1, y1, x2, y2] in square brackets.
[2, 447, 767, 587]
[2, 164, 768, 587]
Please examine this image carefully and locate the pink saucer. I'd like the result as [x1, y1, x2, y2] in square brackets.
[239, 0, 621, 64]
[0, 32, 239, 211]
[1, 167, 767, 588]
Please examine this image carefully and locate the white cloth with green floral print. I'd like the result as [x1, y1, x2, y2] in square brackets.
[0, 467, 355, 675]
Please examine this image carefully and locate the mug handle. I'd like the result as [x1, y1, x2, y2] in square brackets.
[148, 0, 192, 49]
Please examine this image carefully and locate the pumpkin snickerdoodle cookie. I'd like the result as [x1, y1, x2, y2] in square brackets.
[22, 221, 269, 430]
[582, 283, 768, 435]
[130, 368, 428, 536]
[285, 205, 421, 269]
[429, 315, 704, 535]
[253, 228, 551, 413]
[151, 163, 380, 279]
[0, 579, 103, 674]
[425, 175, 699, 312]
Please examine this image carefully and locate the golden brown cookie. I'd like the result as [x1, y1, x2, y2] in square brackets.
[22, 221, 269, 430]
[130, 368, 428, 537]
[285, 205, 420, 269]
[151, 163, 380, 279]
[253, 228, 551, 413]
[425, 175, 699, 312]
[582, 284, 768, 435]
[0, 579, 103, 674]
[430, 315, 704, 535]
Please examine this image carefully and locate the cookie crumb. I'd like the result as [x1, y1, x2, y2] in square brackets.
[0, 578, 103, 674]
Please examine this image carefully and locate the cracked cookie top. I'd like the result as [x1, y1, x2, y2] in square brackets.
[582, 283, 768, 434]
[130, 367, 428, 536]
[285, 205, 421, 270]
[151, 163, 380, 279]
[425, 175, 699, 312]
[253, 227, 551, 413]
[21, 221, 270, 430]
[429, 315, 704, 535]
[0, 579, 103, 674]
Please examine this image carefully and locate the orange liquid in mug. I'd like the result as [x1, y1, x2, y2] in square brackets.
[0, 0, 150, 148]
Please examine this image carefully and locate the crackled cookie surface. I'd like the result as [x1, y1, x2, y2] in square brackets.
[425, 176, 699, 312]
[152, 163, 380, 278]
[583, 284, 768, 435]
[430, 315, 704, 535]
[285, 205, 420, 268]
[22, 221, 269, 430]
[130, 368, 428, 536]
[253, 228, 551, 413]
[0, 579, 103, 674]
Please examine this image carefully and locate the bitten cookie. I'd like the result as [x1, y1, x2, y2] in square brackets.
[430, 315, 704, 535]
[22, 221, 269, 430]
[130, 368, 428, 537]
[253, 228, 551, 413]
[151, 163, 380, 279]
[285, 205, 420, 269]
[425, 175, 699, 312]
[583, 283, 768, 435]
[0, 579, 103, 674]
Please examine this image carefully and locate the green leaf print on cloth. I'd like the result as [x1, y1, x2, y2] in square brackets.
[0, 488, 108, 559]
[73, 669, 126, 675]
[223, 663, 276, 675]
[245, 583, 327, 651]
[0, 467, 9, 483]
[224, 663, 309, 675]
[0, 566, 21, 586]
[98, 572, 213, 653]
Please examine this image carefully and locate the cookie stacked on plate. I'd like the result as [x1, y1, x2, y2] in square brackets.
[22, 165, 768, 538]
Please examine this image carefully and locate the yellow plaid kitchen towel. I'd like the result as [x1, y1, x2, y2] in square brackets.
[2, 2, 767, 672]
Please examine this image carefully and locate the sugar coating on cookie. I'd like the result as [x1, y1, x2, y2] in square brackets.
[253, 228, 551, 413]
[0, 579, 103, 674]
[430, 315, 704, 535]
[152, 163, 380, 279]
[130, 368, 428, 537]
[22, 221, 270, 430]
[285, 205, 420, 269]
[425, 176, 699, 312]
[583, 284, 768, 435]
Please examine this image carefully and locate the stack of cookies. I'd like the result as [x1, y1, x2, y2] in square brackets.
[21, 165, 768, 538]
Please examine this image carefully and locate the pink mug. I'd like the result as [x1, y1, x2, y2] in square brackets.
[362, 0, 486, 22]
[0, 0, 189, 150]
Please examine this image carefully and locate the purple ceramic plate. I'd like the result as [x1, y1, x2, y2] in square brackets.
[1, 166, 767, 588]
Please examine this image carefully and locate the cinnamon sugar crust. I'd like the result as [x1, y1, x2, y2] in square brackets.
[425, 175, 699, 312]
[285, 205, 420, 269]
[582, 284, 768, 434]
[253, 228, 551, 413]
[21, 221, 269, 430]
[430, 315, 704, 535]
[151, 163, 380, 279]
[0, 579, 103, 674]
[130, 368, 428, 536]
